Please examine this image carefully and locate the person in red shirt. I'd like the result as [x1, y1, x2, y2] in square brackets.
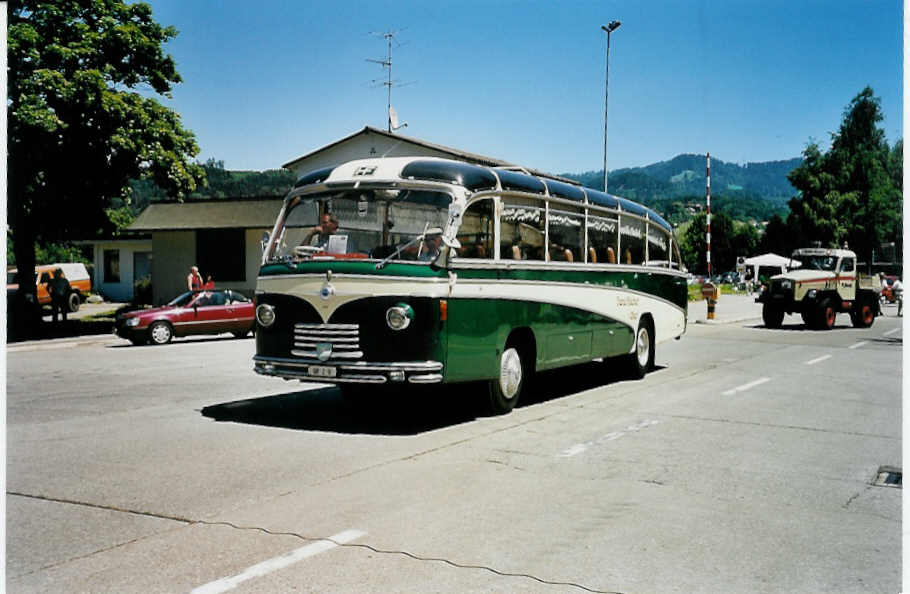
[187, 266, 203, 291]
[203, 274, 215, 290]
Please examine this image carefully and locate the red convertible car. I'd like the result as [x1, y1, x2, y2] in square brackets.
[115, 289, 255, 345]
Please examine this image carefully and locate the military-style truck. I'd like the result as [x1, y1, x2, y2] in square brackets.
[757, 247, 881, 330]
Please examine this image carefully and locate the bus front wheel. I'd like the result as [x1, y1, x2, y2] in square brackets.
[487, 346, 525, 415]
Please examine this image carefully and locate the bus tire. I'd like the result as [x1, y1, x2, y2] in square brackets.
[487, 344, 526, 415]
[627, 318, 655, 379]
[762, 304, 784, 329]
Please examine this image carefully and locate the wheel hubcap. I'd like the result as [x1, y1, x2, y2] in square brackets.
[636, 328, 650, 367]
[152, 325, 169, 343]
[499, 348, 522, 399]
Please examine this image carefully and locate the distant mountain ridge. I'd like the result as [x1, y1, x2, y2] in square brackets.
[561, 154, 802, 204]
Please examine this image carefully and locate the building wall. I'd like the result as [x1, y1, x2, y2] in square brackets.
[287, 134, 452, 177]
[150, 228, 270, 304]
[152, 231, 196, 304]
[92, 239, 153, 302]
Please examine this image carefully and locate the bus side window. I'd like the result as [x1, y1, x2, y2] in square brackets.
[587, 213, 618, 265]
[548, 205, 583, 263]
[500, 197, 545, 261]
[647, 225, 669, 266]
[457, 199, 494, 259]
[620, 215, 646, 265]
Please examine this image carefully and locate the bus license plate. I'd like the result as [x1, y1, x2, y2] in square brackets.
[308, 365, 337, 378]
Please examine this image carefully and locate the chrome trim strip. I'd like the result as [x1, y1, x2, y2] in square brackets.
[291, 349, 364, 359]
[295, 323, 359, 330]
[408, 374, 444, 384]
[253, 355, 442, 372]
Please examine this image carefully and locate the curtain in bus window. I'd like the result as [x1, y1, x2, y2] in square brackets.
[620, 216, 646, 265]
[547, 205, 583, 262]
[457, 199, 494, 259]
[647, 224, 669, 266]
[586, 213, 618, 264]
[500, 197, 545, 260]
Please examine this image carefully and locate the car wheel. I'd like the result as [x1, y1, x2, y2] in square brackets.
[762, 304, 784, 329]
[148, 321, 174, 345]
[487, 344, 526, 415]
[67, 292, 81, 313]
[627, 319, 655, 379]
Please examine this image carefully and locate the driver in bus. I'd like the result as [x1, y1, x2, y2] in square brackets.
[300, 213, 339, 250]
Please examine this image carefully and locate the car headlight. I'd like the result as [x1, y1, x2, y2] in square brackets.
[126, 317, 140, 327]
[256, 303, 276, 327]
[807, 289, 817, 299]
[386, 303, 414, 330]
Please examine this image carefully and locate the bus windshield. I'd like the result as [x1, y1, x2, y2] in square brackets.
[266, 188, 451, 263]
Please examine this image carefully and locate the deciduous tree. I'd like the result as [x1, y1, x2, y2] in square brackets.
[9, 0, 204, 331]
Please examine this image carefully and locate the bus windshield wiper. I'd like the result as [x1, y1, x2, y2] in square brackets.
[376, 224, 442, 270]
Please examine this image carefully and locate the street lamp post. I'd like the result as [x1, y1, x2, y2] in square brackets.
[601, 20, 621, 194]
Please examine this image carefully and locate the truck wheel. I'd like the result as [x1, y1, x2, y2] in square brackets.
[762, 304, 784, 329]
[67, 292, 81, 313]
[851, 300, 875, 328]
[816, 300, 837, 330]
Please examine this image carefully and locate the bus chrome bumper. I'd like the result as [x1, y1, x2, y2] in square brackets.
[253, 355, 443, 384]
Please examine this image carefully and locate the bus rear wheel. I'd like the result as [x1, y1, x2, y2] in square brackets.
[627, 319, 655, 379]
[487, 345, 525, 415]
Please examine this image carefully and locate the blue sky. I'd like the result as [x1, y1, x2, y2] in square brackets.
[144, 0, 903, 175]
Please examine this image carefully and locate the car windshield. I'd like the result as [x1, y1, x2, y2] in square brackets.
[265, 188, 451, 264]
[798, 254, 838, 271]
[167, 291, 196, 307]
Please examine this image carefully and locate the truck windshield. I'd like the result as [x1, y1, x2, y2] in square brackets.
[799, 255, 838, 271]
[265, 189, 451, 263]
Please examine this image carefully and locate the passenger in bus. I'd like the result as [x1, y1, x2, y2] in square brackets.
[300, 213, 339, 249]
[419, 234, 442, 261]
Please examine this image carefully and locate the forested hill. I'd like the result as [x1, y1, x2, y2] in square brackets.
[562, 154, 802, 206]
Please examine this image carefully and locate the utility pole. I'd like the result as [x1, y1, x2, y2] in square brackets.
[601, 20, 621, 193]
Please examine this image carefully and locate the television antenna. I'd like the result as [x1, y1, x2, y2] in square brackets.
[366, 29, 413, 132]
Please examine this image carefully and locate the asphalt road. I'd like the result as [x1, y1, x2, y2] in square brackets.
[6, 311, 903, 593]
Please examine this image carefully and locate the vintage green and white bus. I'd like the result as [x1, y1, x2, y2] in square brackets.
[253, 156, 687, 413]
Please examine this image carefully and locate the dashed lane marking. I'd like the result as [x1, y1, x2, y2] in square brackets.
[804, 355, 832, 366]
[191, 529, 366, 594]
[559, 420, 661, 458]
[848, 341, 868, 349]
[722, 377, 771, 396]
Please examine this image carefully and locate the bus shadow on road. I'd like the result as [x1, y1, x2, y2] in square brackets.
[200, 384, 483, 436]
[201, 360, 658, 435]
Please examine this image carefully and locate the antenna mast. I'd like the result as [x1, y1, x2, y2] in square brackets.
[366, 29, 410, 132]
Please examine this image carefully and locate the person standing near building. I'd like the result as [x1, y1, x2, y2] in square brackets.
[46, 268, 71, 323]
[893, 277, 903, 316]
[187, 266, 203, 291]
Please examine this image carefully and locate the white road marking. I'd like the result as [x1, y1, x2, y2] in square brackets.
[560, 420, 660, 457]
[848, 341, 868, 349]
[191, 529, 366, 594]
[722, 377, 771, 396]
[804, 355, 832, 366]
[883, 327, 901, 336]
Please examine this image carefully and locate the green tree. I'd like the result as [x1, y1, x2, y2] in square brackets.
[9, 0, 204, 329]
[786, 87, 901, 264]
[680, 211, 737, 274]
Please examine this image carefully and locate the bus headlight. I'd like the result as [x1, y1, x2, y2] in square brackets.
[386, 303, 414, 330]
[256, 303, 276, 327]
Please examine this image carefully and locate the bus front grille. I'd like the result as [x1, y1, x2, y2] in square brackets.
[291, 323, 363, 360]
